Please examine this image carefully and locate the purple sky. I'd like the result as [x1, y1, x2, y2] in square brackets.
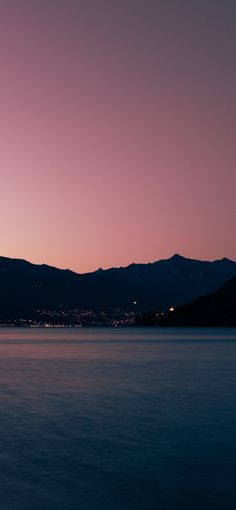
[1, 0, 235, 272]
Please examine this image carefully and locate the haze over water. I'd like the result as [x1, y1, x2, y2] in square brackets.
[0, 327, 235, 509]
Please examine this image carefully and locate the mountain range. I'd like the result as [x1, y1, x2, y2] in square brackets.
[0, 254, 236, 321]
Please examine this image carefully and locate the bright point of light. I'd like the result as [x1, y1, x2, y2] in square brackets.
[169, 307, 175, 312]
[133, 301, 137, 305]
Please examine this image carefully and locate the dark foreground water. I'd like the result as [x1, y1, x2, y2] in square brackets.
[0, 328, 235, 510]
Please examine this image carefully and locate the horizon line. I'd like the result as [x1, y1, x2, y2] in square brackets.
[0, 252, 235, 275]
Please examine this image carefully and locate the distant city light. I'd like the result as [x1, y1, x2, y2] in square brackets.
[169, 307, 175, 312]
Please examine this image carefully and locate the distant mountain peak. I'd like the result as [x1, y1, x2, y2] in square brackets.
[169, 253, 185, 261]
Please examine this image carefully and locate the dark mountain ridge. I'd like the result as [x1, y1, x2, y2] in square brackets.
[94, 253, 236, 307]
[158, 276, 236, 327]
[0, 254, 236, 319]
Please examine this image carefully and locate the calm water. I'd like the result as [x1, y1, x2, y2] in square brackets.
[0, 328, 235, 510]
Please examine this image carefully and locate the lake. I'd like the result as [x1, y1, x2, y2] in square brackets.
[0, 327, 235, 509]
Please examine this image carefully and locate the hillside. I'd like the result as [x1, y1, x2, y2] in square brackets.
[159, 276, 236, 326]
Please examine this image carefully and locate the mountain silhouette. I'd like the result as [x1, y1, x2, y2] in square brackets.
[158, 276, 236, 326]
[94, 254, 236, 308]
[0, 254, 236, 319]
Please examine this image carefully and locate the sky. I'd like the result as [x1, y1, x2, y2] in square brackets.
[0, 0, 235, 273]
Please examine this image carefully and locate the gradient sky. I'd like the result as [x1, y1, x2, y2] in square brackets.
[1, 0, 235, 272]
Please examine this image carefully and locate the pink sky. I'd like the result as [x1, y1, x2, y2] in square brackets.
[1, 1, 235, 272]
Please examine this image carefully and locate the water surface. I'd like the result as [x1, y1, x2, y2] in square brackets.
[0, 327, 235, 509]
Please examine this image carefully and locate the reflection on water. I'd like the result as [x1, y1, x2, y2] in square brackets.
[0, 327, 235, 509]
